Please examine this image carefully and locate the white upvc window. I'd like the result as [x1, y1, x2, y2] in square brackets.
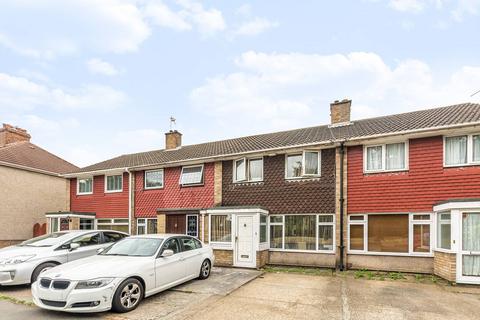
[180, 165, 204, 186]
[77, 177, 93, 195]
[437, 212, 452, 250]
[233, 157, 264, 183]
[144, 169, 164, 189]
[97, 218, 129, 233]
[285, 150, 321, 179]
[137, 218, 158, 235]
[105, 174, 123, 193]
[269, 214, 335, 253]
[364, 142, 408, 173]
[347, 213, 433, 256]
[444, 134, 480, 167]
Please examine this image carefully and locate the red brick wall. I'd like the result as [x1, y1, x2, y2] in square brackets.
[70, 172, 129, 218]
[135, 163, 215, 218]
[222, 149, 336, 214]
[348, 136, 480, 213]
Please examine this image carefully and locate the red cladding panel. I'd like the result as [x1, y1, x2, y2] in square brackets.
[347, 136, 480, 213]
[70, 172, 129, 218]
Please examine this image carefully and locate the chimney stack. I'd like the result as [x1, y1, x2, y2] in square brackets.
[0, 124, 31, 147]
[165, 130, 182, 150]
[330, 99, 352, 125]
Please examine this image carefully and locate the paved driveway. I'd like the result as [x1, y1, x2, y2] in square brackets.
[2, 269, 480, 320]
[0, 267, 262, 320]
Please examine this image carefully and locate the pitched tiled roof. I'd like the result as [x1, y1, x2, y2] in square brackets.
[72, 102, 480, 174]
[0, 141, 78, 175]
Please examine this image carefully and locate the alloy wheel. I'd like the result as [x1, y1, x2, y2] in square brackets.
[120, 283, 141, 309]
[201, 260, 210, 278]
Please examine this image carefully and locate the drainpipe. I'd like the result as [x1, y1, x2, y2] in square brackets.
[126, 168, 133, 235]
[339, 142, 346, 271]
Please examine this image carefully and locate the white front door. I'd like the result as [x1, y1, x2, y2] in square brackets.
[234, 215, 256, 268]
[458, 212, 480, 284]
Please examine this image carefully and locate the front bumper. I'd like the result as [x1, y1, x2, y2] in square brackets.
[32, 278, 121, 313]
[0, 262, 35, 286]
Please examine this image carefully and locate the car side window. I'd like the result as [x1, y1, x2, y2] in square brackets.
[193, 238, 202, 249]
[70, 232, 101, 247]
[180, 237, 197, 251]
[162, 238, 181, 254]
[103, 232, 125, 243]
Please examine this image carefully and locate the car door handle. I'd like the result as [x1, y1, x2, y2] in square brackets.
[179, 257, 186, 261]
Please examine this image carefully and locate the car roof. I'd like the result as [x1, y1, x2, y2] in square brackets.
[130, 233, 192, 239]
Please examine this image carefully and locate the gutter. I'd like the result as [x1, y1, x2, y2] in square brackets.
[126, 168, 133, 235]
[339, 142, 346, 271]
[0, 161, 64, 177]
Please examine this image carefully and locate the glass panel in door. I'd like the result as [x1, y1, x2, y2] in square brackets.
[462, 213, 480, 277]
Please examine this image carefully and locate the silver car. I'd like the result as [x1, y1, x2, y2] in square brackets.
[0, 230, 128, 286]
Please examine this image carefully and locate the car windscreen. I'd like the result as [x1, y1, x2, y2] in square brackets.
[100, 238, 163, 257]
[18, 232, 70, 247]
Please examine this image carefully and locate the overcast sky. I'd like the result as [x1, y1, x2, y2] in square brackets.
[0, 0, 479, 167]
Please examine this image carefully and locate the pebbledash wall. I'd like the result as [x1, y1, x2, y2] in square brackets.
[70, 172, 129, 219]
[221, 148, 337, 267]
[347, 135, 480, 274]
[135, 163, 215, 218]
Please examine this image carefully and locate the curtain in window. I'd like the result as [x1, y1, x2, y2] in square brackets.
[270, 225, 283, 248]
[463, 213, 480, 276]
[287, 155, 303, 178]
[386, 143, 405, 170]
[368, 214, 409, 253]
[248, 159, 263, 181]
[284, 215, 316, 250]
[367, 146, 382, 170]
[147, 219, 158, 234]
[181, 166, 203, 185]
[235, 159, 246, 181]
[211, 215, 231, 242]
[474, 136, 480, 162]
[304, 152, 319, 175]
[146, 171, 163, 188]
[445, 136, 467, 165]
[318, 225, 333, 250]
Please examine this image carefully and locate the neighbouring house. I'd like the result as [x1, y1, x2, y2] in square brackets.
[0, 124, 77, 247]
[61, 101, 480, 284]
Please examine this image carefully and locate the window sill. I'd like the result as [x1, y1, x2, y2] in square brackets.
[144, 186, 164, 191]
[105, 190, 123, 194]
[76, 192, 93, 196]
[233, 180, 264, 186]
[363, 169, 408, 175]
[443, 163, 480, 168]
[180, 183, 204, 188]
[284, 176, 321, 182]
[433, 248, 453, 254]
[269, 248, 335, 254]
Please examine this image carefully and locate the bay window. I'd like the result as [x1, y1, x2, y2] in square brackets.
[77, 177, 93, 195]
[269, 214, 334, 252]
[105, 174, 122, 192]
[233, 157, 263, 182]
[180, 165, 204, 186]
[348, 213, 432, 255]
[444, 134, 480, 166]
[285, 150, 321, 179]
[364, 142, 407, 172]
[210, 215, 231, 243]
[145, 169, 164, 189]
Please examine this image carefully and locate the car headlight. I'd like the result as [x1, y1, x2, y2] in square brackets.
[0, 255, 36, 265]
[75, 278, 114, 289]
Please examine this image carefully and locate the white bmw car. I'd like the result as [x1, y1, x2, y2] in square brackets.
[32, 234, 214, 313]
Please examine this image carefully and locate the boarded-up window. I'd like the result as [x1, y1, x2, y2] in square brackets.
[368, 214, 409, 253]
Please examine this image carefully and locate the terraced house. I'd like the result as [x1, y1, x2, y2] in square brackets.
[59, 101, 480, 284]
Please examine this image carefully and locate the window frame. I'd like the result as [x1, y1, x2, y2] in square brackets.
[363, 141, 409, 173]
[347, 213, 433, 257]
[443, 134, 480, 167]
[179, 164, 204, 186]
[436, 212, 452, 252]
[104, 174, 123, 193]
[76, 177, 93, 195]
[186, 214, 199, 238]
[259, 214, 268, 244]
[268, 214, 335, 253]
[284, 150, 322, 180]
[208, 213, 232, 246]
[136, 218, 157, 235]
[97, 218, 129, 233]
[144, 169, 164, 190]
[233, 157, 264, 183]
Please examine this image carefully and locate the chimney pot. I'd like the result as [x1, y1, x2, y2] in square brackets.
[165, 130, 182, 150]
[330, 99, 352, 125]
[0, 123, 31, 147]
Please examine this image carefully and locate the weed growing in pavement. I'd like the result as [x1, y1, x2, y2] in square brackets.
[0, 295, 34, 307]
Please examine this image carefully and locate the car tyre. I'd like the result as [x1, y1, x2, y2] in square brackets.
[31, 262, 58, 283]
[112, 278, 144, 313]
[198, 259, 211, 280]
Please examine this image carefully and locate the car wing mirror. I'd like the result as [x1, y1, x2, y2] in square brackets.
[161, 249, 174, 257]
[69, 243, 80, 251]
[96, 247, 105, 254]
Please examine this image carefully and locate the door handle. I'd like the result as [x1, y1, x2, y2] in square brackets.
[179, 257, 186, 261]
